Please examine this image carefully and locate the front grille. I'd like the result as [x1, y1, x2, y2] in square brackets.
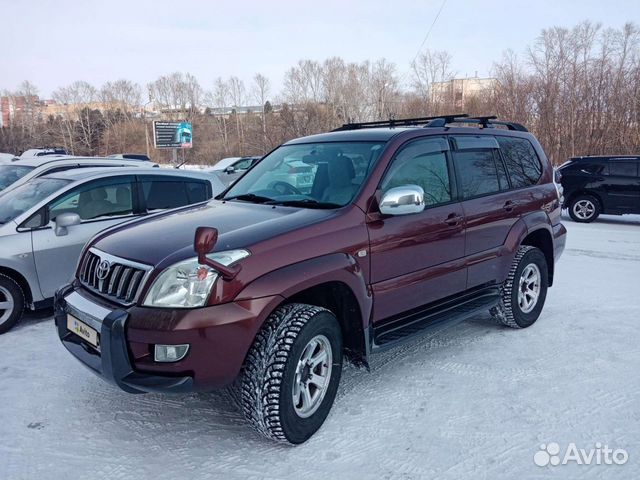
[78, 248, 152, 305]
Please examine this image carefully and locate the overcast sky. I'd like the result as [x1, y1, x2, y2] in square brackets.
[2, 0, 638, 99]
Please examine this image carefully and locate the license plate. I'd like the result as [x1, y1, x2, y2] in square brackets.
[67, 314, 99, 348]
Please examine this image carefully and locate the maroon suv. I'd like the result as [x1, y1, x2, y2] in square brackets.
[55, 115, 566, 444]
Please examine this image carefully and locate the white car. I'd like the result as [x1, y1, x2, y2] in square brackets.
[0, 156, 160, 194]
[0, 153, 18, 163]
[0, 167, 225, 333]
[20, 147, 69, 158]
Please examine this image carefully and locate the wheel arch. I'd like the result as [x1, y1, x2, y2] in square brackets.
[567, 189, 603, 210]
[0, 266, 33, 307]
[521, 228, 555, 286]
[237, 253, 372, 366]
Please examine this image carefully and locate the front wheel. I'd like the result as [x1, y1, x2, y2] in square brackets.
[491, 246, 549, 329]
[236, 303, 343, 444]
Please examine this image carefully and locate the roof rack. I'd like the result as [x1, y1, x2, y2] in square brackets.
[332, 114, 528, 132]
[425, 115, 528, 132]
[332, 114, 469, 131]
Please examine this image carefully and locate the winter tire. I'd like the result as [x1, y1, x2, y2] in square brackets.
[0, 274, 25, 334]
[490, 246, 548, 329]
[568, 194, 600, 223]
[236, 303, 343, 444]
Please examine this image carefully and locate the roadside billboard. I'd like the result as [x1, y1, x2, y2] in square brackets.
[153, 121, 193, 149]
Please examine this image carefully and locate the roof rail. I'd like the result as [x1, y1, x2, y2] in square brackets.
[425, 115, 528, 132]
[332, 114, 469, 131]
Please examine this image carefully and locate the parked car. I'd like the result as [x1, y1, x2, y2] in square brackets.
[205, 156, 262, 188]
[0, 153, 18, 163]
[559, 155, 640, 222]
[107, 153, 153, 162]
[209, 156, 261, 173]
[20, 147, 69, 158]
[0, 156, 160, 194]
[55, 115, 566, 444]
[0, 167, 224, 333]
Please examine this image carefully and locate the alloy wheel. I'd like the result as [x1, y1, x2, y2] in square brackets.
[0, 286, 15, 325]
[518, 263, 541, 314]
[292, 334, 333, 418]
[573, 199, 595, 220]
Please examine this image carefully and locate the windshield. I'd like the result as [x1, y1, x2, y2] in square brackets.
[0, 165, 36, 191]
[223, 142, 385, 207]
[0, 178, 70, 224]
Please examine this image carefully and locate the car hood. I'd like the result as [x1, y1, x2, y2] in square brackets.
[92, 200, 337, 266]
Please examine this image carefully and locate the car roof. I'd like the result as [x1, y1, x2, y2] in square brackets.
[570, 155, 639, 161]
[285, 127, 416, 144]
[41, 166, 217, 182]
[283, 125, 533, 144]
[13, 156, 155, 168]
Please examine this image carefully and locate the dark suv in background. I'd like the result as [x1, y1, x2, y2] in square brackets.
[560, 155, 640, 222]
[55, 114, 566, 444]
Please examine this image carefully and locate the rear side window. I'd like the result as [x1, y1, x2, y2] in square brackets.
[453, 150, 504, 198]
[496, 137, 542, 188]
[608, 161, 638, 177]
[141, 178, 190, 211]
[185, 181, 210, 203]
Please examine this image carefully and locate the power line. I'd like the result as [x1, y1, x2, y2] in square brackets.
[411, 0, 448, 66]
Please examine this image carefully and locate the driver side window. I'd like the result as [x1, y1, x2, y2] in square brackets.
[48, 177, 135, 221]
[381, 137, 452, 207]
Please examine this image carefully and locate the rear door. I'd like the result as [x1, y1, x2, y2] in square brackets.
[368, 136, 466, 322]
[604, 159, 640, 213]
[451, 135, 525, 289]
[31, 175, 139, 298]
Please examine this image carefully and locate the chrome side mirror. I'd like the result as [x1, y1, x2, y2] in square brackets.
[379, 185, 425, 216]
[224, 166, 236, 174]
[54, 212, 81, 236]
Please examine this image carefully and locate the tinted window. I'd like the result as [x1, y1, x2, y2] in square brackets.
[382, 137, 452, 206]
[141, 178, 189, 211]
[186, 181, 209, 203]
[496, 137, 542, 188]
[49, 177, 134, 221]
[608, 161, 638, 177]
[454, 151, 502, 198]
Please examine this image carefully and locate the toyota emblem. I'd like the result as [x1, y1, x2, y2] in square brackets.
[96, 260, 111, 280]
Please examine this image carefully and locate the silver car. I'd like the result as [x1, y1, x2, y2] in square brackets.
[0, 167, 225, 333]
[0, 156, 160, 194]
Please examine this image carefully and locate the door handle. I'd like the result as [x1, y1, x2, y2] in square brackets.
[444, 214, 463, 226]
[503, 200, 518, 212]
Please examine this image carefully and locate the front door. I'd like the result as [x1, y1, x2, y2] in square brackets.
[32, 176, 138, 299]
[368, 136, 466, 322]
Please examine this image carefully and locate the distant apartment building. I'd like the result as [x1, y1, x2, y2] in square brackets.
[0, 95, 40, 128]
[430, 77, 496, 110]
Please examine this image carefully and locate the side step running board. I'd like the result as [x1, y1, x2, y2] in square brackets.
[372, 288, 500, 351]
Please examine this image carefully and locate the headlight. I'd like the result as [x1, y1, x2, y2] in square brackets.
[143, 249, 250, 308]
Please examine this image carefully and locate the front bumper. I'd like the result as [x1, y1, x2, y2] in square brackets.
[55, 283, 282, 394]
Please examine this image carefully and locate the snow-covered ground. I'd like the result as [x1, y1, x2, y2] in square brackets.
[1, 215, 639, 480]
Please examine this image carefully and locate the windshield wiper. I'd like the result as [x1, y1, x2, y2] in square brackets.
[224, 193, 274, 204]
[265, 199, 341, 209]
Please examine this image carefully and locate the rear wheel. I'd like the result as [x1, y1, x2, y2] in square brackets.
[0, 274, 25, 334]
[568, 194, 600, 223]
[491, 246, 548, 329]
[236, 303, 343, 444]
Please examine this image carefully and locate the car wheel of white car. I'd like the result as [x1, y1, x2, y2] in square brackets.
[0, 274, 25, 334]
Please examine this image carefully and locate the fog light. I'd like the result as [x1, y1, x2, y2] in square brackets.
[154, 344, 190, 363]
